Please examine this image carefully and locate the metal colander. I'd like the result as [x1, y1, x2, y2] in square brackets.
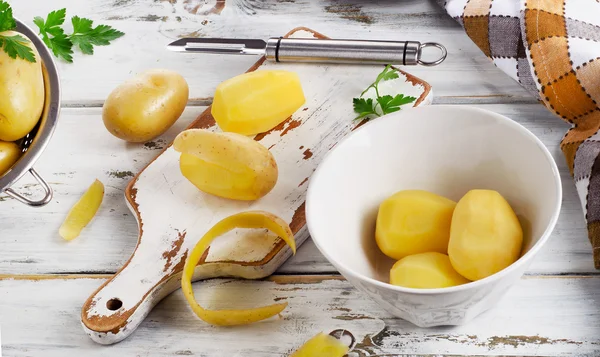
[0, 19, 61, 207]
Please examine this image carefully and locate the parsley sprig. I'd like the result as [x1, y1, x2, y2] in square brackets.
[70, 16, 125, 55]
[0, 2, 125, 63]
[34, 9, 125, 63]
[33, 9, 73, 62]
[0, 0, 36, 62]
[353, 65, 417, 121]
[0, 0, 14, 30]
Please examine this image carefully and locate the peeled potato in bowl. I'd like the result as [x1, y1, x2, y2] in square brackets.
[375, 190, 456, 260]
[448, 189, 523, 281]
[390, 252, 470, 289]
[102, 69, 189, 143]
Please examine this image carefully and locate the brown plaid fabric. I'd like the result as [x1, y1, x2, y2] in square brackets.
[438, 0, 600, 268]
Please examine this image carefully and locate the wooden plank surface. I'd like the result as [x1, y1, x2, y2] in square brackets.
[2, 0, 598, 355]
[9, 0, 532, 105]
[1, 275, 599, 356]
[0, 104, 589, 276]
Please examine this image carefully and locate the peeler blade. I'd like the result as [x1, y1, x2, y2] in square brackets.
[167, 38, 267, 55]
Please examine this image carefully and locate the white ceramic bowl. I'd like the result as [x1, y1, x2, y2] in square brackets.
[305, 105, 562, 327]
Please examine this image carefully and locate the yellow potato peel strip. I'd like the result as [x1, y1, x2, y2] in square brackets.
[59, 179, 105, 241]
[290, 332, 350, 357]
[181, 210, 296, 326]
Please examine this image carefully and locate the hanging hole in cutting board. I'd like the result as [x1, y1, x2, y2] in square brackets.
[106, 298, 123, 311]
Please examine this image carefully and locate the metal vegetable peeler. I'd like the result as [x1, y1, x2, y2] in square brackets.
[167, 37, 447, 66]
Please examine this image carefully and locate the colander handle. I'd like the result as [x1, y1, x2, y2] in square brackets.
[4, 168, 53, 207]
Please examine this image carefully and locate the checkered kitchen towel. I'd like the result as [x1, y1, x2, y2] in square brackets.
[437, 0, 600, 267]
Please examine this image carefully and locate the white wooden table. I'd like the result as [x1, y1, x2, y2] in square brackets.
[2, 1, 598, 356]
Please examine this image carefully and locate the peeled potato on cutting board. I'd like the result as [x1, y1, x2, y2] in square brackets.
[211, 70, 306, 135]
[173, 129, 278, 201]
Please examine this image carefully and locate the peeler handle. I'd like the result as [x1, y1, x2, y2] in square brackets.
[265, 38, 447, 66]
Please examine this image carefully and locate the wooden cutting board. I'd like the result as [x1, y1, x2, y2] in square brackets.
[81, 27, 432, 345]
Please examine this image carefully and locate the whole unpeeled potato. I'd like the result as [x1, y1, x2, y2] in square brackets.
[0, 31, 44, 142]
[102, 69, 189, 142]
[0, 141, 21, 176]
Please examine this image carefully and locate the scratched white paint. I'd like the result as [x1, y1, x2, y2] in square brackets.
[82, 27, 432, 344]
[8, 0, 533, 104]
[3, 276, 600, 356]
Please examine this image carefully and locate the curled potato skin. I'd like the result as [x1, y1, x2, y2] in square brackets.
[102, 69, 189, 143]
[174, 129, 278, 200]
[181, 211, 296, 326]
[0, 31, 44, 142]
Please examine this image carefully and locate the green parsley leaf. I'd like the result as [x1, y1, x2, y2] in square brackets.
[32, 16, 45, 32]
[388, 93, 417, 108]
[377, 94, 417, 115]
[48, 32, 73, 63]
[0, 34, 36, 62]
[70, 16, 124, 55]
[34, 8, 74, 63]
[0, 2, 36, 63]
[353, 97, 374, 114]
[376, 95, 394, 112]
[353, 65, 416, 122]
[353, 98, 377, 120]
[379, 65, 399, 82]
[34, 8, 67, 36]
[360, 64, 401, 97]
[0, 0, 16, 32]
[71, 16, 93, 33]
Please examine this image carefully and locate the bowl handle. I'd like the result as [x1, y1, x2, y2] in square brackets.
[4, 168, 53, 207]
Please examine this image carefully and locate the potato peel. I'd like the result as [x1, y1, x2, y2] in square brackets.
[181, 210, 296, 326]
[59, 179, 104, 241]
[290, 332, 350, 357]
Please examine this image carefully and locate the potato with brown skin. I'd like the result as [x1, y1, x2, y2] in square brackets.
[0, 31, 44, 142]
[102, 69, 189, 142]
[0, 141, 21, 176]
